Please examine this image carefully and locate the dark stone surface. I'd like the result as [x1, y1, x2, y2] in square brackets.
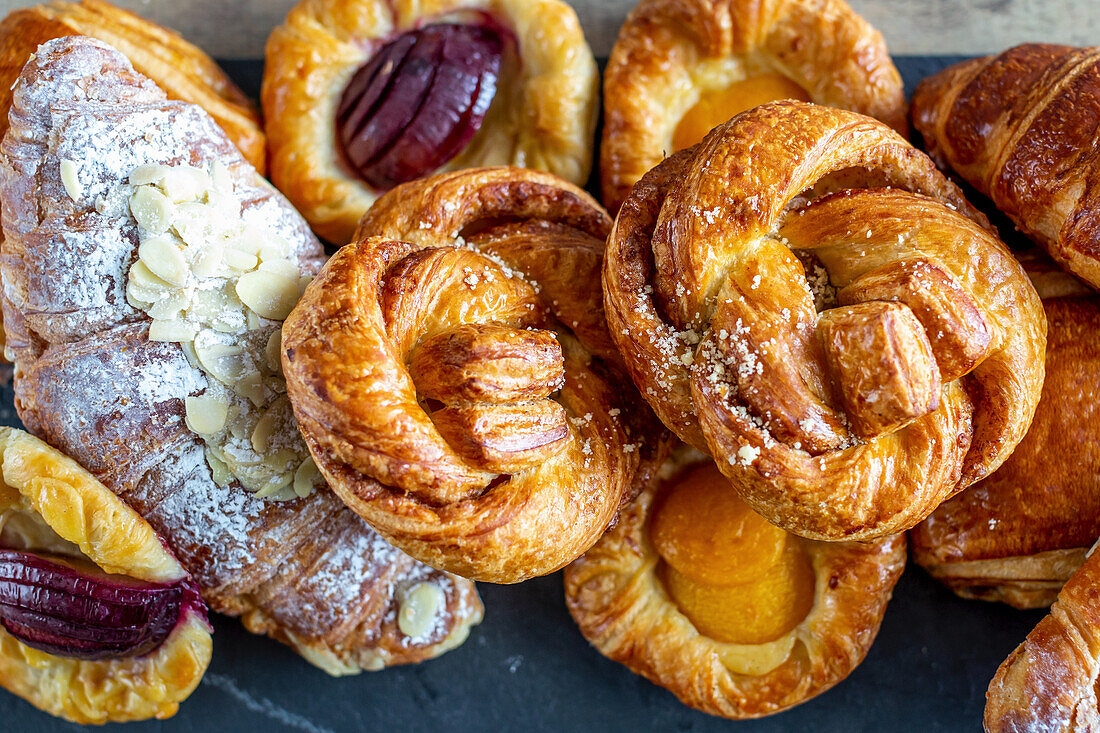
[0, 56, 1051, 732]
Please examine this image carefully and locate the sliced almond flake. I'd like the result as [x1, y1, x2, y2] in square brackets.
[237, 371, 265, 406]
[258, 258, 300, 281]
[160, 165, 210, 203]
[59, 159, 82, 201]
[148, 318, 195, 343]
[185, 395, 228, 435]
[251, 409, 277, 453]
[236, 270, 300, 321]
[138, 234, 189, 286]
[128, 163, 171, 186]
[130, 186, 172, 234]
[204, 447, 233, 487]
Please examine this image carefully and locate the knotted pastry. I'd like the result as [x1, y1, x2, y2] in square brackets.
[263, 0, 598, 244]
[600, 0, 907, 212]
[564, 446, 905, 719]
[0, 0, 264, 172]
[0, 427, 211, 724]
[911, 44, 1100, 291]
[283, 167, 667, 583]
[912, 258, 1100, 609]
[604, 101, 1047, 541]
[1, 36, 481, 675]
[985, 542, 1100, 732]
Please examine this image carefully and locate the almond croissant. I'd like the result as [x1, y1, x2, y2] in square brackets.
[911, 44, 1100, 291]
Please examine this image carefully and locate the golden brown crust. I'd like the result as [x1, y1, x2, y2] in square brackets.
[600, 0, 907, 213]
[985, 546, 1100, 732]
[563, 449, 906, 720]
[262, 0, 598, 244]
[911, 43, 1100, 292]
[0, 0, 265, 173]
[283, 167, 671, 583]
[0, 427, 212, 725]
[912, 295, 1100, 609]
[603, 101, 1047, 542]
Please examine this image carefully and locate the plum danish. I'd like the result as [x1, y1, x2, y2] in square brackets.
[604, 101, 1046, 541]
[0, 427, 211, 724]
[564, 446, 905, 719]
[283, 167, 669, 583]
[263, 0, 598, 244]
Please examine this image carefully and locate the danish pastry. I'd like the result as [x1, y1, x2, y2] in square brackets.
[600, 0, 907, 212]
[0, 427, 211, 724]
[1, 36, 481, 675]
[911, 44, 1100, 291]
[912, 255, 1100, 609]
[604, 101, 1047, 541]
[263, 0, 598, 244]
[985, 542, 1100, 732]
[564, 446, 905, 719]
[283, 167, 668, 583]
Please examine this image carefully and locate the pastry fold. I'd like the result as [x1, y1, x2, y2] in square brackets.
[911, 44, 1100, 291]
[283, 167, 669, 583]
[1, 36, 481, 676]
[603, 101, 1047, 541]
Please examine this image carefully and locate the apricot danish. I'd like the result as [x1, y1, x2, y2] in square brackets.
[600, 0, 907, 212]
[564, 447, 905, 719]
[283, 167, 667, 583]
[604, 101, 1046, 541]
[263, 0, 598, 244]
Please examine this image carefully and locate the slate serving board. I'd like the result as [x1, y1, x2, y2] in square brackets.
[0, 56, 1052, 733]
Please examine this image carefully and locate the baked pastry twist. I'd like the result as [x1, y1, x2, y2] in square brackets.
[283, 167, 668, 583]
[600, 0, 906, 212]
[604, 101, 1047, 541]
[564, 447, 905, 719]
[2, 36, 481, 675]
[911, 44, 1100, 291]
[985, 542, 1100, 732]
[263, 0, 598, 244]
[912, 257, 1100, 609]
[0, 427, 211, 724]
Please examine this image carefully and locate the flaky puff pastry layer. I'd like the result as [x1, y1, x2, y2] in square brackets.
[283, 167, 669, 583]
[0, 0, 264, 173]
[564, 449, 905, 720]
[600, 0, 906, 213]
[0, 427, 211, 725]
[604, 101, 1047, 542]
[985, 543, 1100, 732]
[912, 261, 1100, 610]
[262, 0, 598, 244]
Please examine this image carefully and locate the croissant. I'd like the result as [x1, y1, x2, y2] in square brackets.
[283, 167, 669, 583]
[1, 36, 481, 675]
[564, 446, 905, 719]
[985, 543, 1100, 732]
[604, 100, 1047, 541]
[912, 257, 1100, 609]
[0, 427, 211, 724]
[911, 44, 1100, 291]
[600, 0, 907, 212]
[262, 0, 598, 244]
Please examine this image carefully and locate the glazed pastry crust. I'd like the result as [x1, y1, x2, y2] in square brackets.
[284, 167, 669, 583]
[263, 0, 598, 244]
[0, 0, 265, 173]
[601, 0, 907, 212]
[603, 101, 1047, 541]
[912, 295, 1100, 609]
[0, 427, 212, 725]
[911, 44, 1100, 291]
[985, 545, 1100, 732]
[1, 36, 482, 675]
[563, 450, 906, 719]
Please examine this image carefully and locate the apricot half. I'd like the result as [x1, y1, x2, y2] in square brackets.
[672, 73, 811, 151]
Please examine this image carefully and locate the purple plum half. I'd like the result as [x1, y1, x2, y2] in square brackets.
[0, 549, 203, 660]
[336, 23, 504, 190]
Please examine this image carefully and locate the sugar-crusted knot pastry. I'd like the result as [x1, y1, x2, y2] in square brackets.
[283, 167, 667, 583]
[605, 101, 1047, 541]
[2, 36, 481, 675]
[564, 447, 905, 719]
[600, 0, 907, 212]
[912, 254, 1100, 609]
[912, 44, 1100, 291]
[0, 427, 211, 724]
[985, 542, 1100, 732]
[263, 0, 598, 244]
